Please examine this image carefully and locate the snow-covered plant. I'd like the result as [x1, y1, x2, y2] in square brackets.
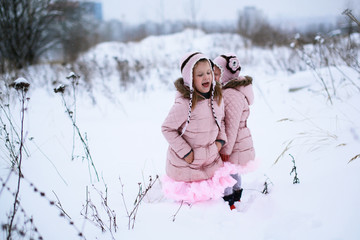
[262, 175, 274, 194]
[290, 24, 360, 103]
[54, 72, 99, 182]
[2, 78, 31, 239]
[289, 154, 300, 184]
[291, 35, 334, 104]
[2, 79, 80, 240]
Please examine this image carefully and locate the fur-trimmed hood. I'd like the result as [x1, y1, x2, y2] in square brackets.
[223, 76, 254, 105]
[174, 78, 191, 99]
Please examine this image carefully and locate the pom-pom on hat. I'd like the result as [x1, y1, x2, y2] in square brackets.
[179, 52, 219, 136]
[213, 53, 241, 86]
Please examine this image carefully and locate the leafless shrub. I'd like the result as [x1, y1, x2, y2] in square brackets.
[113, 57, 136, 88]
[59, 19, 100, 63]
[291, 39, 334, 104]
[120, 175, 159, 230]
[70, 60, 96, 102]
[289, 28, 360, 103]
[80, 185, 117, 239]
[1, 78, 85, 239]
[51, 1, 102, 63]
[0, 0, 63, 70]
[237, 7, 288, 47]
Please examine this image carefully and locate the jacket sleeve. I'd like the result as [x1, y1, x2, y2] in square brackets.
[220, 90, 245, 156]
[161, 98, 192, 158]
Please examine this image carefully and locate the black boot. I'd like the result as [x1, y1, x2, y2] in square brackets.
[233, 188, 243, 202]
[223, 194, 236, 210]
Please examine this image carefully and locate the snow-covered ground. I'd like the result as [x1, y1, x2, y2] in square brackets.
[1, 29, 360, 240]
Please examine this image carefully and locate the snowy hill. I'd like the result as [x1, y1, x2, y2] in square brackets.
[1, 29, 360, 240]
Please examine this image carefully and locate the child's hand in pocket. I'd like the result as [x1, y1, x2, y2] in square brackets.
[215, 141, 222, 152]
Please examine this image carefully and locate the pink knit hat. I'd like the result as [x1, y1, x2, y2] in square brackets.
[179, 52, 219, 136]
[213, 53, 241, 86]
[180, 52, 212, 90]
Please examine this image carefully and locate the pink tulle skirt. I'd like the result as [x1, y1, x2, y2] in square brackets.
[162, 162, 239, 203]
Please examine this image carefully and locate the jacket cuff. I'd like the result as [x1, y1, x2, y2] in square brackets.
[216, 139, 225, 147]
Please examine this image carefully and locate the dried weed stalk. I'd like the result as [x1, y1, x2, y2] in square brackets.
[289, 154, 300, 184]
[348, 154, 360, 163]
[4, 78, 30, 240]
[120, 175, 159, 230]
[262, 175, 274, 194]
[80, 184, 117, 239]
[54, 72, 99, 182]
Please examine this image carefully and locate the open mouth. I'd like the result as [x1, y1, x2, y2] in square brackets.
[202, 82, 210, 88]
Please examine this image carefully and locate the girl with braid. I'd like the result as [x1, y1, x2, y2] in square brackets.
[161, 52, 238, 204]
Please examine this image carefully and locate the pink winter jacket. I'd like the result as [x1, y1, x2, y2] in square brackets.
[162, 84, 227, 182]
[220, 83, 255, 167]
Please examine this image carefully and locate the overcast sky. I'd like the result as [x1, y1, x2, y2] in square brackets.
[100, 0, 358, 24]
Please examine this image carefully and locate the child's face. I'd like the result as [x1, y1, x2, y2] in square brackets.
[213, 65, 221, 83]
[193, 60, 213, 94]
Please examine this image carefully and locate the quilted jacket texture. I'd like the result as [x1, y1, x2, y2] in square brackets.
[220, 83, 255, 167]
[162, 82, 227, 182]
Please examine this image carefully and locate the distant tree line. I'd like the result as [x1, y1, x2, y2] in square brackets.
[0, 0, 358, 72]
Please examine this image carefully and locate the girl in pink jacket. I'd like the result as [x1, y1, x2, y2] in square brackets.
[213, 53, 257, 210]
[161, 52, 238, 204]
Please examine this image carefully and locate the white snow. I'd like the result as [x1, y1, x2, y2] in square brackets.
[14, 77, 30, 85]
[66, 71, 79, 79]
[1, 29, 360, 240]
